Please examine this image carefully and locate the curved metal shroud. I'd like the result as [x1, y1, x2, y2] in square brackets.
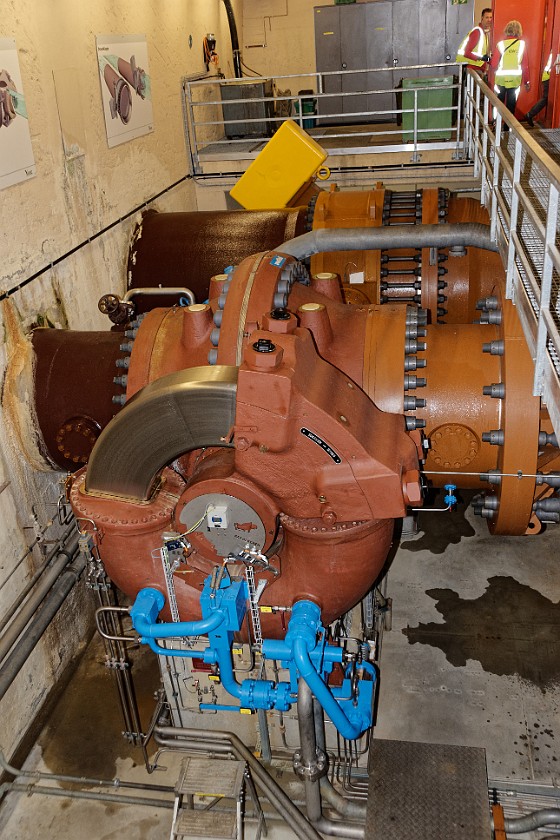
[85, 366, 238, 502]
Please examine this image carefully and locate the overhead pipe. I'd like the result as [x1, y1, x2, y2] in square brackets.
[221, 0, 242, 78]
[278, 223, 499, 261]
[154, 725, 323, 840]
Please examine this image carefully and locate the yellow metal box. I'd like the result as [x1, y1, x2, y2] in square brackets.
[229, 119, 327, 210]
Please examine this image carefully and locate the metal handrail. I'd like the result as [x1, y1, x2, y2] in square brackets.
[464, 69, 560, 440]
[182, 62, 465, 174]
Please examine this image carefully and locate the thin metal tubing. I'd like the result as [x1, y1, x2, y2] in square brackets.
[0, 747, 174, 794]
[1, 781, 173, 810]
[312, 690, 367, 820]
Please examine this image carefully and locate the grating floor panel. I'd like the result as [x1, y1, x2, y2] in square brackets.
[365, 739, 491, 840]
[176, 757, 244, 799]
[173, 809, 238, 839]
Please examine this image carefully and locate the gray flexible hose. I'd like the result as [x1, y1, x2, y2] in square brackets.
[503, 809, 560, 833]
[278, 223, 498, 260]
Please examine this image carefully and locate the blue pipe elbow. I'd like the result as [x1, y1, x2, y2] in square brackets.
[130, 587, 225, 640]
[293, 638, 365, 741]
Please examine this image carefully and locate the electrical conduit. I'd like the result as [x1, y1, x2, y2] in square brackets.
[278, 223, 498, 261]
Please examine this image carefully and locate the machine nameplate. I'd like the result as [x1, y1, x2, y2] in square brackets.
[300, 427, 341, 463]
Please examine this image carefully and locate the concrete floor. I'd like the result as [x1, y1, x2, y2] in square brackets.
[0, 490, 559, 839]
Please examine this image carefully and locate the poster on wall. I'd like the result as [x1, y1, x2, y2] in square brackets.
[96, 34, 153, 148]
[0, 38, 36, 191]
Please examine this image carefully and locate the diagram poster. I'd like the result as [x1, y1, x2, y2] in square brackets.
[96, 34, 153, 148]
[0, 38, 35, 190]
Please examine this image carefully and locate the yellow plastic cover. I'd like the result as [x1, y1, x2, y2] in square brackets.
[230, 119, 328, 210]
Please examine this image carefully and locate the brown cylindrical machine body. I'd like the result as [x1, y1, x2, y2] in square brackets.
[32, 328, 123, 470]
[127, 208, 308, 310]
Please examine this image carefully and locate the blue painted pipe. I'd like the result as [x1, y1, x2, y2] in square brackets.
[292, 637, 364, 741]
[143, 638, 209, 658]
[130, 587, 225, 639]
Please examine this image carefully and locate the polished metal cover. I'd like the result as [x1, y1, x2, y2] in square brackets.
[85, 366, 238, 502]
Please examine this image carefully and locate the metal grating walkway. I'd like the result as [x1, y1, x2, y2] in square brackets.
[365, 739, 491, 840]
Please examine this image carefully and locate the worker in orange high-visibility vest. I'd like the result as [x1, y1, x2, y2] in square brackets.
[491, 20, 530, 122]
[456, 8, 493, 78]
[525, 52, 557, 127]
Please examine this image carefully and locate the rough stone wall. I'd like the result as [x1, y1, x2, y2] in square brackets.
[0, 0, 242, 763]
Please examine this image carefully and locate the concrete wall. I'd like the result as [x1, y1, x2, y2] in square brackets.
[0, 0, 241, 763]
[242, 0, 479, 88]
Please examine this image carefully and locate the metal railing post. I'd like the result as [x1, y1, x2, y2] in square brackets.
[505, 137, 523, 300]
[534, 183, 559, 396]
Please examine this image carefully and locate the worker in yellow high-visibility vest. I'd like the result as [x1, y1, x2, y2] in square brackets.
[525, 52, 556, 127]
[491, 21, 531, 120]
[456, 8, 493, 79]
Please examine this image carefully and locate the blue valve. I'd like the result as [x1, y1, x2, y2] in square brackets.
[444, 483, 457, 507]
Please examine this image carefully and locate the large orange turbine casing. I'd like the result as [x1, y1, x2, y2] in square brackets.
[71, 301, 420, 633]
[69, 233, 545, 634]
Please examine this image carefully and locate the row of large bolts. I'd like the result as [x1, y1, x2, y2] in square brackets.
[404, 306, 428, 431]
[382, 188, 449, 225]
[380, 189, 449, 318]
[474, 296, 506, 518]
[112, 314, 146, 406]
[474, 296, 560, 524]
[472, 468, 560, 522]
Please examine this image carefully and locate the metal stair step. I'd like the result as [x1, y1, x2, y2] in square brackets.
[175, 757, 245, 798]
[172, 808, 237, 839]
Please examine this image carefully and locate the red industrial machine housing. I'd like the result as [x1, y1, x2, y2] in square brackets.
[22, 187, 559, 640]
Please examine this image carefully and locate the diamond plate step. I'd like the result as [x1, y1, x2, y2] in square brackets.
[365, 739, 491, 840]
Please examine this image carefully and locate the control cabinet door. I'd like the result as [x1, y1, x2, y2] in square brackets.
[314, 6, 343, 123]
[364, 2, 395, 120]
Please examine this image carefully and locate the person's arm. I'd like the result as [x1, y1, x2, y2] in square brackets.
[463, 29, 487, 62]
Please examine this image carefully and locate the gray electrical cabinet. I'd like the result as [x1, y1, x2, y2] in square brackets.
[314, 0, 474, 124]
[220, 79, 274, 139]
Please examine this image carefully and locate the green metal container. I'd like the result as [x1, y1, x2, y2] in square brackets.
[401, 76, 454, 141]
